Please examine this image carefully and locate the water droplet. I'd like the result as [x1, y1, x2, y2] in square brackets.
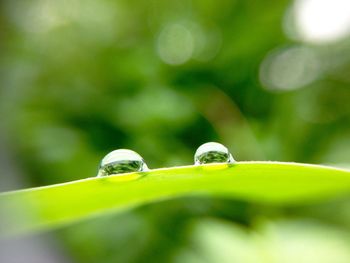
[98, 149, 148, 177]
[194, 142, 235, 165]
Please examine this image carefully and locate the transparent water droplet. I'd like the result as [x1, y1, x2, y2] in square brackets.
[194, 142, 235, 165]
[98, 149, 148, 177]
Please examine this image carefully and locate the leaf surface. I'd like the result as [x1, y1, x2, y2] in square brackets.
[1, 162, 350, 236]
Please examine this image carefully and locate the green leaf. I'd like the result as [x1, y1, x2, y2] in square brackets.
[1, 162, 350, 237]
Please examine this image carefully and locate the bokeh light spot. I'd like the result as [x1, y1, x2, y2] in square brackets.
[259, 45, 321, 92]
[157, 23, 194, 65]
[293, 0, 350, 43]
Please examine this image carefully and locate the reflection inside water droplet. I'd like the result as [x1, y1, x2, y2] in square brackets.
[98, 149, 148, 177]
[194, 142, 235, 165]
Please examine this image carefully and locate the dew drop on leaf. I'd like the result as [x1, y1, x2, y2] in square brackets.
[98, 149, 148, 176]
[194, 142, 235, 165]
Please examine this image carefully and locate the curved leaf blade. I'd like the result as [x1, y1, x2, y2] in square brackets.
[1, 162, 350, 237]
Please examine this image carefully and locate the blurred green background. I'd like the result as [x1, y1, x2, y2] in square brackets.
[1, 0, 350, 262]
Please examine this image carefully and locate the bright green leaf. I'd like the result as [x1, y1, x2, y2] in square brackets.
[1, 162, 350, 237]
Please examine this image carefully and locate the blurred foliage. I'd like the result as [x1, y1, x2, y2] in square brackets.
[0, 0, 350, 262]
